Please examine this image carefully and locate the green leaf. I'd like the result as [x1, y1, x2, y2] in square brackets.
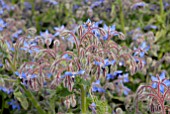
[56, 85, 73, 98]
[14, 91, 29, 110]
[75, 76, 91, 88]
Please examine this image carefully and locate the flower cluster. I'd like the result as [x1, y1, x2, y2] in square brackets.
[0, 0, 170, 113]
[135, 71, 170, 113]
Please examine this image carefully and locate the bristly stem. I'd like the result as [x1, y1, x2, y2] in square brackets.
[81, 85, 86, 114]
[118, 0, 125, 34]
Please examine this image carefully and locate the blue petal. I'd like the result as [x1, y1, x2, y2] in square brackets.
[139, 52, 145, 58]
[98, 88, 105, 93]
[140, 42, 147, 49]
[95, 80, 100, 84]
[152, 82, 157, 88]
[123, 73, 129, 83]
[64, 72, 73, 76]
[104, 59, 109, 66]
[93, 30, 100, 38]
[15, 71, 19, 76]
[30, 74, 37, 79]
[91, 103, 96, 107]
[94, 61, 102, 66]
[110, 25, 116, 31]
[103, 24, 108, 31]
[113, 70, 123, 76]
[62, 54, 72, 60]
[160, 71, 165, 81]
[151, 76, 158, 81]
[21, 72, 27, 79]
[86, 19, 91, 23]
[145, 45, 150, 52]
[106, 74, 115, 80]
[110, 60, 116, 65]
[163, 80, 170, 87]
[92, 86, 98, 92]
[47, 73, 52, 78]
[103, 34, 108, 40]
[77, 70, 85, 75]
[123, 87, 131, 96]
[160, 84, 164, 94]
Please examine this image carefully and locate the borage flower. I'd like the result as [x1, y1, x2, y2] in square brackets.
[132, 2, 146, 10]
[103, 24, 119, 38]
[21, 41, 40, 54]
[8, 99, 21, 110]
[12, 29, 23, 39]
[0, 61, 3, 68]
[40, 30, 54, 39]
[118, 73, 129, 83]
[43, 0, 58, 5]
[151, 71, 170, 94]
[0, 86, 13, 94]
[144, 25, 158, 31]
[63, 70, 85, 78]
[15, 71, 27, 79]
[92, 80, 105, 93]
[89, 102, 97, 114]
[134, 41, 150, 58]
[106, 70, 123, 80]
[83, 19, 92, 28]
[94, 59, 116, 68]
[90, 0, 104, 9]
[116, 82, 131, 96]
[62, 54, 72, 60]
[6, 41, 14, 52]
[54, 25, 65, 37]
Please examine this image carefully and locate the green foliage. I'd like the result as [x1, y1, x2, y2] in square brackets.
[14, 91, 29, 110]
[56, 85, 73, 98]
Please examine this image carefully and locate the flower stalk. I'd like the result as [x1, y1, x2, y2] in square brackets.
[118, 0, 125, 34]
[81, 84, 86, 114]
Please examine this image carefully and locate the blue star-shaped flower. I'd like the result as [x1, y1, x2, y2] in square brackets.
[92, 80, 105, 93]
[132, 2, 146, 10]
[94, 59, 116, 68]
[43, 0, 58, 5]
[8, 99, 20, 110]
[151, 71, 170, 94]
[64, 70, 85, 77]
[54, 25, 64, 36]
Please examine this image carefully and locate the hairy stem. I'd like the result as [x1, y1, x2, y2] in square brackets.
[81, 85, 86, 114]
[118, 0, 125, 34]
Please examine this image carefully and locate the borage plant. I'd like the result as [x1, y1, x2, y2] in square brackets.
[135, 71, 170, 114]
[15, 19, 151, 113]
